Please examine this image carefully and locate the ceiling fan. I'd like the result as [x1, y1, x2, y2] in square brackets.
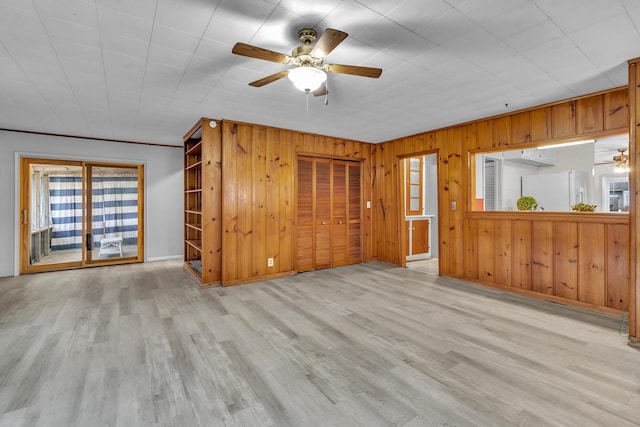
[231, 28, 382, 96]
[613, 148, 630, 172]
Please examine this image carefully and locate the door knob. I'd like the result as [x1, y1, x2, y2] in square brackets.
[338, 220, 342, 224]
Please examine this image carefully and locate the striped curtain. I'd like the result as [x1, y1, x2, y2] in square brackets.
[90, 176, 138, 247]
[49, 174, 138, 250]
[49, 175, 83, 250]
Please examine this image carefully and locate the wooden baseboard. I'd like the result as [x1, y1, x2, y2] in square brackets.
[221, 271, 296, 286]
[628, 336, 640, 348]
[440, 274, 625, 318]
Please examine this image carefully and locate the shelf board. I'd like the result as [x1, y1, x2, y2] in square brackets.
[185, 209, 202, 215]
[186, 239, 202, 251]
[185, 140, 202, 155]
[185, 222, 202, 231]
[186, 160, 202, 171]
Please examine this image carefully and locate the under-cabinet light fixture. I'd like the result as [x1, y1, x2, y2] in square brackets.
[537, 139, 595, 150]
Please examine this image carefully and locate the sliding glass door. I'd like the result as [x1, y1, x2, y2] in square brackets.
[20, 158, 144, 273]
[85, 164, 143, 263]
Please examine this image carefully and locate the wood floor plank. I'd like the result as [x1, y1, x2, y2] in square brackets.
[0, 260, 639, 426]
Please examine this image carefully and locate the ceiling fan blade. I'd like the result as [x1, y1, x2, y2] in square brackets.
[326, 63, 382, 78]
[248, 70, 289, 87]
[313, 83, 328, 97]
[310, 28, 348, 57]
[232, 42, 292, 64]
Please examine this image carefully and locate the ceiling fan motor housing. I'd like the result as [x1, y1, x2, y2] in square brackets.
[298, 28, 317, 44]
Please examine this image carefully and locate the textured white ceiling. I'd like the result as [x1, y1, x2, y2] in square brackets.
[0, 0, 638, 146]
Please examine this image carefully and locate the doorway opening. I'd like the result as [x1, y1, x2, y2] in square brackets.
[401, 153, 439, 275]
[20, 158, 144, 273]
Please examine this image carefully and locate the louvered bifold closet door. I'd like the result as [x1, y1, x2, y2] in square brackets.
[315, 159, 332, 269]
[297, 158, 314, 272]
[331, 161, 348, 266]
[296, 157, 362, 272]
[347, 162, 362, 264]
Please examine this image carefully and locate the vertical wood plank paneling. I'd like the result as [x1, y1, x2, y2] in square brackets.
[491, 117, 511, 148]
[464, 219, 479, 279]
[493, 219, 512, 286]
[607, 223, 629, 310]
[554, 222, 578, 301]
[510, 112, 531, 144]
[265, 128, 281, 273]
[552, 101, 577, 138]
[372, 144, 384, 260]
[576, 96, 604, 135]
[604, 88, 629, 131]
[577, 223, 605, 306]
[252, 126, 267, 277]
[201, 120, 222, 284]
[530, 107, 552, 141]
[237, 124, 253, 280]
[344, 140, 356, 158]
[379, 87, 629, 314]
[531, 221, 553, 294]
[512, 220, 532, 290]
[362, 145, 373, 261]
[317, 135, 331, 155]
[334, 138, 346, 157]
[478, 219, 495, 283]
[280, 131, 294, 272]
[476, 121, 492, 147]
[629, 59, 640, 340]
[222, 122, 239, 282]
[302, 133, 315, 153]
[448, 128, 464, 276]
[383, 143, 397, 263]
[437, 130, 451, 274]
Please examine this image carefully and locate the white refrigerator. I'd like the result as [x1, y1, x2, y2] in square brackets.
[521, 171, 588, 211]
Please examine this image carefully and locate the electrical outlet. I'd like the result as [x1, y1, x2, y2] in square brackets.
[267, 257, 274, 267]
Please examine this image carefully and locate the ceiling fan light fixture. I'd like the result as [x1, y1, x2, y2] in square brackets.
[288, 66, 326, 92]
[613, 148, 630, 173]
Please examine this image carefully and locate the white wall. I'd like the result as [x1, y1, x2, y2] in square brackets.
[539, 143, 595, 204]
[0, 130, 184, 277]
[502, 162, 537, 210]
[425, 157, 438, 258]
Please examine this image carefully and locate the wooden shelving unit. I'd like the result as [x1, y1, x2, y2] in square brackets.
[183, 118, 222, 286]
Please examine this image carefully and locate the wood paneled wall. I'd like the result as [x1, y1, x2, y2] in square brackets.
[629, 58, 640, 343]
[220, 121, 373, 285]
[373, 87, 630, 314]
[466, 212, 629, 311]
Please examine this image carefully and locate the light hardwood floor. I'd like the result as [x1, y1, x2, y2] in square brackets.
[0, 261, 638, 426]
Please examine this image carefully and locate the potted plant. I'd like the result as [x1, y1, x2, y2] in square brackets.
[571, 202, 596, 212]
[517, 196, 538, 211]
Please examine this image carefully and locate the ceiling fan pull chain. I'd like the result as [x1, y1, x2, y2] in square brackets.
[325, 78, 329, 106]
[306, 89, 310, 116]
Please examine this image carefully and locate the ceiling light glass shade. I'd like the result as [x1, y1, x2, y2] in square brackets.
[613, 149, 630, 173]
[614, 159, 629, 173]
[288, 67, 326, 92]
